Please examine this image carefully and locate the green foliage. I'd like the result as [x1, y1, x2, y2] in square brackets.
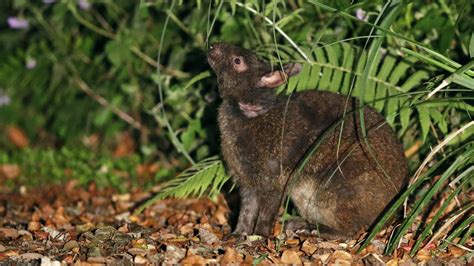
[0, 1, 211, 163]
[150, 156, 228, 200]
[359, 144, 473, 254]
[0, 0, 473, 256]
[0, 147, 146, 191]
[272, 42, 432, 131]
[135, 156, 229, 214]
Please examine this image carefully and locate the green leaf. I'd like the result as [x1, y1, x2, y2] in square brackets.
[326, 45, 342, 92]
[13, 0, 27, 8]
[352, 50, 368, 98]
[134, 156, 230, 214]
[384, 149, 472, 254]
[447, 124, 474, 146]
[296, 63, 312, 91]
[385, 89, 399, 126]
[417, 105, 431, 143]
[374, 56, 396, 111]
[401, 70, 429, 92]
[105, 39, 132, 66]
[340, 43, 355, 95]
[229, 0, 236, 14]
[410, 175, 471, 255]
[316, 48, 331, 90]
[469, 32, 474, 58]
[94, 109, 112, 126]
[452, 73, 474, 90]
[430, 110, 448, 134]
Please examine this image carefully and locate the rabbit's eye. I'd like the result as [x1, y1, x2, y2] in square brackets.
[232, 56, 247, 72]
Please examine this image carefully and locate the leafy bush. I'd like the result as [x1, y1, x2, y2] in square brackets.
[0, 147, 142, 191]
[0, 0, 472, 256]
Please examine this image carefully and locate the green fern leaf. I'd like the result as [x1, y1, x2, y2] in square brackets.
[315, 48, 331, 91]
[352, 49, 368, 99]
[326, 45, 342, 92]
[340, 43, 355, 95]
[417, 105, 431, 143]
[153, 156, 229, 200]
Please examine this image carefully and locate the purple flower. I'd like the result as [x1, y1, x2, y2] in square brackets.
[78, 0, 91, 10]
[0, 91, 11, 107]
[43, 0, 56, 4]
[356, 8, 368, 21]
[7, 17, 29, 30]
[26, 58, 37, 69]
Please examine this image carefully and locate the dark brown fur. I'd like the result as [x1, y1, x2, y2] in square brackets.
[208, 42, 408, 238]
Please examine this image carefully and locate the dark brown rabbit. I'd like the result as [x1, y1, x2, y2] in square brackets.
[207, 42, 408, 239]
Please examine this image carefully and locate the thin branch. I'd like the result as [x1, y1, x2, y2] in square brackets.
[75, 77, 143, 130]
[70, 4, 190, 79]
[130, 46, 190, 78]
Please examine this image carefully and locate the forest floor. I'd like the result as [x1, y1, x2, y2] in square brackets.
[0, 181, 470, 265]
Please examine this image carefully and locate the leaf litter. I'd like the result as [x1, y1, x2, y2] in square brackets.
[0, 181, 471, 265]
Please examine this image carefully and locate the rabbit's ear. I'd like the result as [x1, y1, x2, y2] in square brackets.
[256, 63, 302, 88]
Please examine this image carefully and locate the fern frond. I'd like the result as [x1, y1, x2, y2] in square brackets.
[156, 156, 229, 199]
[134, 156, 229, 214]
[264, 43, 431, 128]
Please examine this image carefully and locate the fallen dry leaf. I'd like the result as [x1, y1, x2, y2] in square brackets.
[0, 182, 468, 264]
[180, 254, 207, 265]
[52, 207, 72, 227]
[134, 255, 149, 264]
[286, 238, 300, 246]
[280, 250, 302, 264]
[213, 205, 228, 225]
[27, 221, 41, 231]
[113, 133, 135, 157]
[416, 248, 432, 262]
[198, 228, 220, 244]
[327, 250, 352, 265]
[6, 125, 29, 148]
[2, 250, 19, 257]
[221, 247, 243, 264]
[386, 258, 399, 266]
[301, 240, 317, 255]
[163, 245, 186, 264]
[317, 241, 341, 250]
[13, 253, 44, 261]
[136, 163, 160, 178]
[179, 224, 194, 235]
[0, 228, 19, 240]
[447, 245, 465, 257]
[0, 164, 20, 179]
[272, 221, 282, 236]
[398, 257, 417, 266]
[267, 254, 281, 264]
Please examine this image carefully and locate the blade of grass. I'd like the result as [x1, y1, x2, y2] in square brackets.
[152, 0, 195, 165]
[412, 121, 474, 185]
[438, 206, 474, 250]
[385, 148, 472, 254]
[427, 202, 473, 250]
[357, 143, 471, 252]
[236, 1, 310, 62]
[357, 0, 405, 193]
[410, 172, 471, 256]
